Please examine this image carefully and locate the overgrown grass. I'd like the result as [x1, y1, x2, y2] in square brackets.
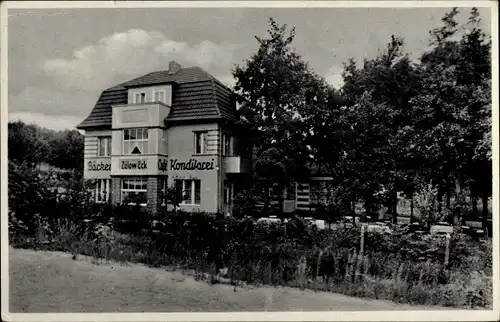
[8, 211, 492, 309]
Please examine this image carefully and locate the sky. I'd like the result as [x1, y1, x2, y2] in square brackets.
[6, 5, 492, 131]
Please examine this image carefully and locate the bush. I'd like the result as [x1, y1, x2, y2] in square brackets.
[8, 200, 492, 309]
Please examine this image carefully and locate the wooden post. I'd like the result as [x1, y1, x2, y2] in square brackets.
[444, 233, 451, 267]
[360, 224, 365, 257]
[355, 224, 365, 283]
[316, 250, 323, 283]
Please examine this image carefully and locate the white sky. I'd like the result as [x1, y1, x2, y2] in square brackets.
[6, 6, 492, 130]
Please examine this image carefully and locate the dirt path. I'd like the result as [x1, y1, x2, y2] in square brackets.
[9, 247, 450, 312]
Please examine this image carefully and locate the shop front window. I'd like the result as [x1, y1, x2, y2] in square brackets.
[223, 182, 234, 205]
[160, 177, 168, 206]
[121, 177, 148, 206]
[94, 179, 111, 203]
[175, 179, 201, 205]
[123, 128, 149, 155]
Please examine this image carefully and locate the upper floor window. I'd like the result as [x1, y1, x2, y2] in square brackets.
[222, 134, 232, 156]
[134, 92, 147, 104]
[160, 129, 168, 155]
[97, 136, 111, 157]
[194, 131, 208, 155]
[123, 128, 149, 155]
[153, 90, 166, 104]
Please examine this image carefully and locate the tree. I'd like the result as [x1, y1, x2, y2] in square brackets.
[411, 7, 491, 227]
[49, 130, 84, 171]
[8, 121, 85, 172]
[332, 36, 422, 224]
[8, 121, 48, 167]
[233, 18, 327, 213]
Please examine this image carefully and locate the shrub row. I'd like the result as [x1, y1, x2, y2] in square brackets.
[8, 204, 493, 308]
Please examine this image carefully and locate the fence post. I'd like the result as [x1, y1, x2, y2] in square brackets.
[444, 233, 451, 267]
[316, 249, 323, 283]
[355, 224, 365, 283]
[360, 224, 365, 256]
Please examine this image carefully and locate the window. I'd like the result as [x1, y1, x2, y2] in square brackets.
[194, 131, 208, 154]
[153, 90, 166, 104]
[223, 182, 234, 205]
[160, 177, 168, 206]
[123, 128, 149, 155]
[222, 134, 232, 156]
[94, 179, 111, 203]
[160, 129, 168, 155]
[175, 179, 201, 205]
[134, 92, 147, 104]
[121, 178, 148, 206]
[97, 136, 111, 157]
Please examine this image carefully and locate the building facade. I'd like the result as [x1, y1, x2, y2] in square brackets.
[78, 61, 251, 214]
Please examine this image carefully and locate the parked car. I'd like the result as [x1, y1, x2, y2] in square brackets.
[340, 216, 360, 228]
[256, 216, 282, 225]
[304, 218, 326, 230]
[430, 222, 454, 235]
[313, 219, 326, 230]
[365, 223, 392, 234]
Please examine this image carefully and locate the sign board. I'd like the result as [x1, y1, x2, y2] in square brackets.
[120, 159, 148, 170]
[111, 155, 169, 176]
[169, 158, 216, 171]
[84, 158, 111, 179]
[107, 156, 217, 176]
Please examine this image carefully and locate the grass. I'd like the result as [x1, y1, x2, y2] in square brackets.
[9, 215, 493, 310]
[9, 247, 456, 312]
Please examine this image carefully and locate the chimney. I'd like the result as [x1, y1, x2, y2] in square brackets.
[168, 61, 182, 74]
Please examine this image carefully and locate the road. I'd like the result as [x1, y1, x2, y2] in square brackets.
[8, 247, 449, 312]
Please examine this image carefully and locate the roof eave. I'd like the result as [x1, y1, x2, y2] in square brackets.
[164, 115, 230, 126]
[122, 80, 178, 89]
[76, 123, 112, 131]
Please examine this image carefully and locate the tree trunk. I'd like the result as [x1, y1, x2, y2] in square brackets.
[391, 189, 398, 225]
[410, 197, 414, 224]
[437, 188, 443, 214]
[472, 196, 478, 213]
[278, 184, 285, 215]
[351, 199, 356, 226]
[446, 188, 451, 210]
[263, 186, 270, 215]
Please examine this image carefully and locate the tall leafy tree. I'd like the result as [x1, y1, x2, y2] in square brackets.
[8, 121, 84, 172]
[336, 36, 421, 223]
[411, 7, 491, 226]
[233, 18, 327, 212]
[8, 121, 49, 167]
[49, 130, 84, 171]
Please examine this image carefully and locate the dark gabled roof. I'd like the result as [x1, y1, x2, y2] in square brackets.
[77, 66, 237, 130]
[76, 85, 128, 129]
[120, 67, 213, 88]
